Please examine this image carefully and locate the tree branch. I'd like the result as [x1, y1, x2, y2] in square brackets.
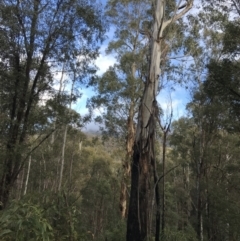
[161, 0, 193, 36]
[156, 164, 180, 185]
[24, 129, 56, 163]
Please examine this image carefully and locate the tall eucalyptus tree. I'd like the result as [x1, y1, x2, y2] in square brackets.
[89, 0, 151, 218]
[126, 1, 193, 240]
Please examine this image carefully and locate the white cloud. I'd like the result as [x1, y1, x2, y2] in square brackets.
[95, 52, 116, 75]
[84, 121, 100, 132]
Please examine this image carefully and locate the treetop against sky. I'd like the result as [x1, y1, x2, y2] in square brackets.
[80, 1, 198, 130]
[76, 44, 191, 131]
[51, 0, 210, 132]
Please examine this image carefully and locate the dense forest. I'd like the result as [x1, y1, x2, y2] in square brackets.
[0, 0, 240, 240]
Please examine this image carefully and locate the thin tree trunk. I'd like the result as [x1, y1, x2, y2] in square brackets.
[120, 59, 137, 218]
[55, 64, 64, 191]
[58, 68, 75, 192]
[160, 115, 171, 237]
[197, 169, 203, 241]
[120, 102, 135, 218]
[58, 123, 68, 191]
[153, 154, 161, 241]
[69, 152, 74, 189]
[161, 131, 167, 235]
[183, 164, 191, 229]
[23, 154, 32, 195]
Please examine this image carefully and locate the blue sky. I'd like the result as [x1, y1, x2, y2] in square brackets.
[77, 45, 191, 131]
[76, 0, 196, 131]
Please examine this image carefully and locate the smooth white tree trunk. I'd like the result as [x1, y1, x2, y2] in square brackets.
[58, 124, 68, 191]
[58, 70, 75, 192]
[23, 154, 32, 195]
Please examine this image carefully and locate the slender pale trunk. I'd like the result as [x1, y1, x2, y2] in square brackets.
[197, 160, 203, 241]
[58, 125, 68, 191]
[127, 1, 193, 240]
[68, 140, 82, 192]
[120, 62, 136, 218]
[23, 154, 32, 195]
[198, 123, 204, 241]
[225, 157, 230, 241]
[183, 164, 191, 228]
[58, 71, 75, 192]
[161, 131, 167, 234]
[153, 151, 161, 241]
[160, 117, 171, 236]
[53, 67, 65, 192]
[206, 189, 210, 241]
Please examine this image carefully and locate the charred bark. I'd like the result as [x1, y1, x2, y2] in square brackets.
[126, 1, 193, 240]
[127, 143, 151, 241]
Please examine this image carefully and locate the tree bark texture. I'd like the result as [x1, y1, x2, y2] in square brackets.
[120, 97, 136, 218]
[127, 0, 164, 238]
[23, 154, 32, 195]
[161, 129, 168, 236]
[126, 1, 193, 240]
[120, 60, 137, 218]
[153, 151, 161, 241]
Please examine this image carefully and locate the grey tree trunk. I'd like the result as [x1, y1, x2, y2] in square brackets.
[127, 1, 193, 240]
[161, 120, 171, 236]
[58, 125, 68, 192]
[23, 154, 32, 195]
[120, 62, 136, 218]
[58, 69, 75, 192]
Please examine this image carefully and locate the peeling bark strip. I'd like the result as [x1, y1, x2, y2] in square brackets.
[126, 1, 193, 241]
